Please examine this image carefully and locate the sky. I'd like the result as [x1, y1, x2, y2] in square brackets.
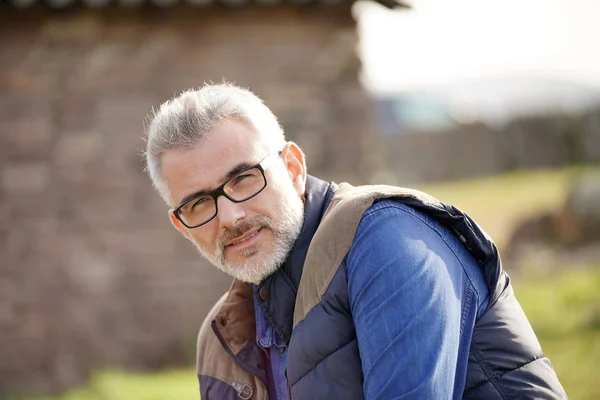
[355, 0, 600, 95]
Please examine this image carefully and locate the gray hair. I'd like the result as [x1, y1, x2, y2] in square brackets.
[144, 83, 286, 206]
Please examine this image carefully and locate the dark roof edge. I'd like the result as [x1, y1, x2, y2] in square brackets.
[2, 0, 411, 10]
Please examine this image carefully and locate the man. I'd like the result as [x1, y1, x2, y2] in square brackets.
[144, 83, 566, 399]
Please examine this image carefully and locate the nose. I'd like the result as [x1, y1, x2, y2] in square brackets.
[216, 195, 246, 228]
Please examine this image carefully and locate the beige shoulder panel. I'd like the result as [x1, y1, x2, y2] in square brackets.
[196, 291, 267, 400]
[293, 183, 441, 328]
[196, 292, 228, 375]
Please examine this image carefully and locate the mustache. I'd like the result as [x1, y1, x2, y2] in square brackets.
[218, 216, 273, 248]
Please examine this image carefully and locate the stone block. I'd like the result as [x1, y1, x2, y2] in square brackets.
[1, 163, 50, 193]
[40, 14, 102, 44]
[2, 65, 52, 97]
[0, 95, 52, 123]
[54, 132, 103, 166]
[4, 119, 53, 157]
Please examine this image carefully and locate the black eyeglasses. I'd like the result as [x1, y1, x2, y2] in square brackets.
[173, 150, 282, 229]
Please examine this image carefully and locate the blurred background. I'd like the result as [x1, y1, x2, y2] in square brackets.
[0, 0, 599, 399]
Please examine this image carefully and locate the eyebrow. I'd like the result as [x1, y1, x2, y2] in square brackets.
[176, 161, 255, 207]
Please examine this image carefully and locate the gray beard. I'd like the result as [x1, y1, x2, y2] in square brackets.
[194, 195, 305, 283]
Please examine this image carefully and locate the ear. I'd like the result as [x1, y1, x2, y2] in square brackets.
[282, 141, 307, 196]
[168, 210, 193, 241]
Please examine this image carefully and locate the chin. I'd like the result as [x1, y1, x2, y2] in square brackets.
[227, 261, 278, 284]
[226, 243, 263, 264]
[227, 248, 283, 283]
[201, 227, 293, 283]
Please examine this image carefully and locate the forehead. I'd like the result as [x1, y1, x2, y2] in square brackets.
[161, 119, 269, 204]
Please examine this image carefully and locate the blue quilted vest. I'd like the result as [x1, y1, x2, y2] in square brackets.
[196, 176, 566, 399]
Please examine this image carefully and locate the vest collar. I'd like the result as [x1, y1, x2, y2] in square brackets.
[214, 175, 337, 352]
[255, 175, 337, 344]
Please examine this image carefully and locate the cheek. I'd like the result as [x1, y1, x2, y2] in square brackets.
[263, 176, 295, 207]
[256, 193, 284, 218]
[190, 226, 217, 251]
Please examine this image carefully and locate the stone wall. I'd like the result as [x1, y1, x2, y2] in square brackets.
[375, 111, 600, 185]
[0, 7, 372, 395]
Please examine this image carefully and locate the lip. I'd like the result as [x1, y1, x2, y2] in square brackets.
[226, 227, 263, 249]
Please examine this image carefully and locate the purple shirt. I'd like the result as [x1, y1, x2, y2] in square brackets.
[254, 292, 289, 400]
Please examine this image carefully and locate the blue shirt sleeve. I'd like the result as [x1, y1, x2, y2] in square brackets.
[347, 200, 487, 400]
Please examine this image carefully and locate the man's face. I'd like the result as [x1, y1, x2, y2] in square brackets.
[161, 119, 306, 283]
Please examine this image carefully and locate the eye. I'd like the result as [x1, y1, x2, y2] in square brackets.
[233, 173, 251, 184]
[190, 196, 208, 210]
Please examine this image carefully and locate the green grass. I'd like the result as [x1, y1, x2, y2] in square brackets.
[23, 369, 199, 400]
[17, 166, 600, 400]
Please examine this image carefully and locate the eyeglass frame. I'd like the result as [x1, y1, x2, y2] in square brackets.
[172, 148, 283, 229]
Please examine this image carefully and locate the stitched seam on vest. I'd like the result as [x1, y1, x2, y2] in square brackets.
[462, 356, 543, 397]
[200, 374, 264, 400]
[199, 373, 252, 390]
[464, 356, 547, 397]
[290, 337, 356, 385]
[462, 379, 491, 397]
[498, 354, 544, 378]
[471, 344, 512, 400]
